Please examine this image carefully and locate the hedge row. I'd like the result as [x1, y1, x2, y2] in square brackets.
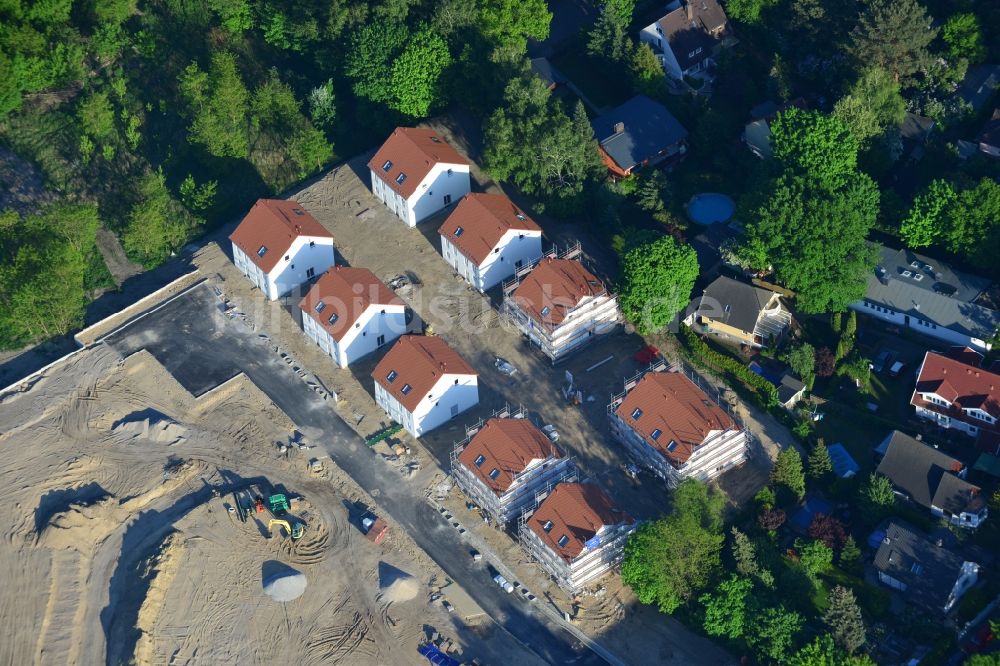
[678, 327, 779, 408]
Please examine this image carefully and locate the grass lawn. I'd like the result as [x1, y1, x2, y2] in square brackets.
[811, 399, 890, 478]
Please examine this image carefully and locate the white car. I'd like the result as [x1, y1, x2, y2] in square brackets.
[542, 424, 559, 442]
[493, 574, 515, 594]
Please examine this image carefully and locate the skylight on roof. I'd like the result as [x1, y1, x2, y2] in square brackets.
[489, 468, 500, 480]
[292, 208, 304, 216]
[382, 160, 392, 171]
[454, 226, 464, 237]
[327, 313, 339, 325]
[631, 408, 643, 420]
[387, 370, 398, 383]
[542, 520, 553, 532]
[474, 454, 486, 467]
[257, 245, 268, 257]
[315, 302, 326, 313]
[540, 306, 551, 317]
[651, 428, 662, 441]
[516, 213, 526, 220]
[396, 173, 407, 185]
[431, 136, 441, 143]
[557, 534, 569, 547]
[666, 440, 678, 452]
[401, 383, 412, 395]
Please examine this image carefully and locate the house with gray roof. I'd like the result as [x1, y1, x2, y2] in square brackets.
[957, 64, 1000, 114]
[591, 95, 688, 178]
[850, 246, 1000, 352]
[638, 0, 733, 82]
[876, 431, 988, 528]
[684, 276, 791, 348]
[874, 521, 980, 613]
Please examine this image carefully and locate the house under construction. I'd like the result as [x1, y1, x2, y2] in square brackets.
[451, 405, 576, 525]
[518, 481, 637, 593]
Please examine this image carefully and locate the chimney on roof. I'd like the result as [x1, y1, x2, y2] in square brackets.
[687, 1, 694, 20]
[613, 121, 625, 134]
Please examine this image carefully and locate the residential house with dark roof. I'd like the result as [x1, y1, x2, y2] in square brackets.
[229, 199, 336, 300]
[438, 193, 543, 292]
[956, 65, 1000, 115]
[877, 431, 988, 528]
[685, 276, 791, 348]
[529, 57, 567, 91]
[850, 246, 1000, 352]
[874, 521, 980, 613]
[898, 112, 935, 162]
[638, 0, 732, 82]
[368, 127, 471, 227]
[518, 482, 637, 592]
[911, 352, 1000, 451]
[608, 363, 747, 486]
[451, 408, 576, 524]
[976, 108, 1000, 158]
[742, 99, 807, 159]
[299, 267, 412, 368]
[371, 335, 478, 437]
[590, 95, 688, 177]
[502, 250, 621, 362]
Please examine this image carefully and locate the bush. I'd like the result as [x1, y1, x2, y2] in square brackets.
[678, 327, 779, 407]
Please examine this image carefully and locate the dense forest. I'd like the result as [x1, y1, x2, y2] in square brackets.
[0, 0, 998, 357]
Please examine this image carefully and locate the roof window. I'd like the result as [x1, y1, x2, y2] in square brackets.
[314, 302, 326, 313]
[542, 520, 553, 532]
[488, 468, 500, 480]
[387, 370, 398, 383]
[401, 383, 412, 395]
[382, 160, 392, 171]
[666, 440, 678, 452]
[292, 208, 304, 216]
[431, 136, 441, 143]
[516, 213, 526, 220]
[257, 245, 268, 257]
[631, 408, 643, 420]
[557, 535, 570, 547]
[396, 173, 407, 185]
[540, 306, 551, 317]
[651, 428, 662, 441]
[327, 313, 338, 325]
[454, 227, 464, 237]
[474, 454, 486, 467]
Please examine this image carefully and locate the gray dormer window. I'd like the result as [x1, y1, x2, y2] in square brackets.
[631, 408, 642, 420]
[327, 313, 338, 325]
[488, 468, 500, 480]
[542, 520, 553, 532]
[386, 370, 398, 383]
[651, 428, 662, 441]
[401, 383, 412, 395]
[257, 245, 267, 257]
[396, 173, 407, 185]
[314, 302, 326, 313]
[474, 454, 486, 467]
[557, 534, 569, 547]
[382, 160, 392, 171]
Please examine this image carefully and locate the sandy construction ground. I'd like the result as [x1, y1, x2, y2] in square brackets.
[0, 343, 541, 666]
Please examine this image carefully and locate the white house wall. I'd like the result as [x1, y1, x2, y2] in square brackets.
[235, 235, 336, 301]
[639, 22, 683, 80]
[409, 374, 479, 436]
[442, 230, 543, 292]
[852, 300, 988, 351]
[302, 304, 408, 368]
[232, 244, 268, 293]
[407, 163, 471, 227]
[370, 168, 409, 222]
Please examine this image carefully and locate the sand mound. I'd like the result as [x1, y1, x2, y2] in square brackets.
[379, 562, 418, 604]
[263, 564, 308, 602]
[112, 411, 187, 445]
[35, 497, 119, 550]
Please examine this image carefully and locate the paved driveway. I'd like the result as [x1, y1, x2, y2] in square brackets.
[105, 283, 600, 665]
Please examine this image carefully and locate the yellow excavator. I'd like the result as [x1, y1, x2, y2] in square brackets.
[267, 518, 305, 541]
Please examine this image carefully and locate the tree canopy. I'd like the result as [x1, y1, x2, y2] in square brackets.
[850, 0, 938, 85]
[619, 235, 699, 334]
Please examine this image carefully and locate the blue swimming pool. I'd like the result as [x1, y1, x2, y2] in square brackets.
[686, 193, 735, 225]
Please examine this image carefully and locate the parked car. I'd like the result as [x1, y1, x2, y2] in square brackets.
[872, 350, 894, 374]
[470, 549, 482, 561]
[888, 361, 906, 377]
[493, 573, 514, 593]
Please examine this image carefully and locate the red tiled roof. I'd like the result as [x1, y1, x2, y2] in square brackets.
[438, 193, 542, 266]
[913, 352, 1000, 421]
[615, 371, 737, 465]
[229, 199, 332, 273]
[528, 483, 632, 562]
[457, 418, 562, 494]
[945, 346, 984, 368]
[510, 258, 608, 327]
[371, 335, 477, 412]
[368, 128, 469, 199]
[299, 267, 404, 343]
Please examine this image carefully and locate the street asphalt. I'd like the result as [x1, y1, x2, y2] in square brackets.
[105, 283, 601, 665]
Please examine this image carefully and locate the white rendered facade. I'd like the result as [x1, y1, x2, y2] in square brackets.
[232, 236, 335, 300]
[302, 303, 408, 368]
[370, 162, 471, 227]
[441, 229, 543, 292]
[374, 373, 479, 437]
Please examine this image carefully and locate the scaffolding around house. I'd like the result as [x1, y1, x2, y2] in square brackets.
[500, 241, 584, 297]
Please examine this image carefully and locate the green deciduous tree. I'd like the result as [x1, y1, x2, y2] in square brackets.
[807, 439, 832, 479]
[344, 22, 409, 104]
[824, 585, 867, 653]
[941, 179, 1000, 271]
[484, 75, 603, 213]
[788, 635, 877, 666]
[178, 51, 250, 159]
[900, 179, 956, 248]
[788, 342, 816, 387]
[77, 90, 116, 142]
[122, 170, 202, 268]
[771, 108, 859, 191]
[179, 175, 217, 212]
[478, 0, 551, 60]
[862, 472, 895, 515]
[621, 479, 725, 613]
[699, 575, 753, 638]
[389, 27, 451, 117]
[771, 448, 806, 499]
[796, 538, 833, 577]
[833, 68, 906, 145]
[307, 79, 336, 129]
[942, 13, 985, 65]
[619, 235, 698, 333]
[724, 0, 777, 25]
[207, 0, 254, 33]
[850, 0, 937, 85]
[748, 606, 804, 663]
[629, 42, 665, 99]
